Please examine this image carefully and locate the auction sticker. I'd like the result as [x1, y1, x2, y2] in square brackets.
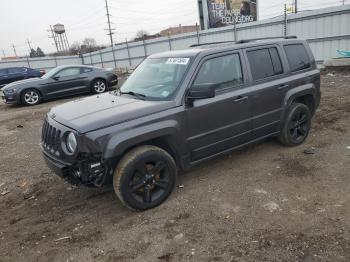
[166, 58, 190, 65]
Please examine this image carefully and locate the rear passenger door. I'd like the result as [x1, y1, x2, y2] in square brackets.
[245, 45, 290, 138]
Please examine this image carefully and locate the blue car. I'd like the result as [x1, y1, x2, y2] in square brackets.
[0, 67, 43, 88]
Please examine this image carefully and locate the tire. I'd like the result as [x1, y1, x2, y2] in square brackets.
[91, 79, 107, 94]
[278, 103, 312, 146]
[21, 89, 41, 106]
[113, 145, 177, 211]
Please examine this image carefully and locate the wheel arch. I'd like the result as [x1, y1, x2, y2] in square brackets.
[103, 123, 185, 170]
[284, 84, 317, 116]
[19, 87, 43, 104]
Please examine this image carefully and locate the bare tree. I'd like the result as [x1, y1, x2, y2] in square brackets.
[82, 38, 97, 52]
[69, 42, 82, 55]
[134, 30, 149, 40]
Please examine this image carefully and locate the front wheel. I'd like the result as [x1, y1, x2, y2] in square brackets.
[92, 79, 107, 94]
[113, 145, 177, 211]
[21, 89, 41, 106]
[278, 103, 312, 146]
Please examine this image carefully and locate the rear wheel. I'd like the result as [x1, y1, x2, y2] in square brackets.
[113, 145, 177, 211]
[92, 79, 107, 94]
[278, 103, 311, 146]
[21, 89, 41, 106]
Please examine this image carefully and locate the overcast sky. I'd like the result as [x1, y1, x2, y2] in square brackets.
[0, 0, 347, 56]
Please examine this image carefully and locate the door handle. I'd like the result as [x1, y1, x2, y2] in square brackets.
[277, 84, 289, 90]
[234, 96, 248, 103]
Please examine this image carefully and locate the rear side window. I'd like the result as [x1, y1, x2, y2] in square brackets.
[82, 67, 93, 73]
[193, 53, 243, 91]
[284, 44, 311, 72]
[8, 67, 25, 74]
[247, 47, 283, 81]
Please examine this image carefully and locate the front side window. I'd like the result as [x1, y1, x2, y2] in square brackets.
[247, 47, 283, 81]
[193, 53, 243, 91]
[284, 44, 311, 72]
[55, 67, 81, 78]
[120, 57, 191, 100]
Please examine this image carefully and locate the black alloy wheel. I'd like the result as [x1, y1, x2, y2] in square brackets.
[113, 145, 177, 211]
[278, 103, 312, 146]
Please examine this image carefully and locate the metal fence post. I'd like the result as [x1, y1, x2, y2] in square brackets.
[125, 39, 132, 67]
[284, 4, 288, 37]
[142, 36, 147, 57]
[196, 22, 200, 45]
[168, 32, 172, 50]
[99, 51, 104, 68]
[80, 53, 85, 65]
[233, 17, 238, 41]
[89, 52, 93, 65]
[111, 44, 117, 68]
[26, 56, 30, 67]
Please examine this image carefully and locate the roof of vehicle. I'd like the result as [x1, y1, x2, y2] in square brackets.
[149, 37, 306, 59]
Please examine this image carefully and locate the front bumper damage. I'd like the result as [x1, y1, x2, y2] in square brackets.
[42, 148, 110, 187]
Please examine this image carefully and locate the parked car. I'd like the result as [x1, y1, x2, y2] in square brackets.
[0, 67, 43, 88]
[41, 36, 320, 211]
[0, 65, 118, 106]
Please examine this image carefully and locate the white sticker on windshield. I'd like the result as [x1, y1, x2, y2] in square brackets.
[161, 91, 170, 97]
[166, 58, 190, 65]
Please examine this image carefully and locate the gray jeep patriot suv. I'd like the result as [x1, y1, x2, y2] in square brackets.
[41, 36, 320, 210]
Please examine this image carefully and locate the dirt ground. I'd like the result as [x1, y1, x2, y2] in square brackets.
[0, 71, 349, 262]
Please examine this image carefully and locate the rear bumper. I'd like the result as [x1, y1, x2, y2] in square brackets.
[108, 75, 118, 87]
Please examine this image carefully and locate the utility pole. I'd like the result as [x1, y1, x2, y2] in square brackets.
[26, 38, 33, 54]
[104, 0, 117, 68]
[295, 0, 298, 13]
[105, 0, 114, 47]
[12, 44, 17, 57]
[2, 50, 5, 58]
[284, 4, 288, 37]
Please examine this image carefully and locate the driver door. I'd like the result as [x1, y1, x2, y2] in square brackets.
[185, 52, 253, 162]
[43, 67, 85, 98]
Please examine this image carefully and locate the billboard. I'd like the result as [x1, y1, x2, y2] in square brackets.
[206, 0, 257, 28]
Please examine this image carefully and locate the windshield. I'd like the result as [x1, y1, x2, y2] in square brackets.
[120, 57, 191, 100]
[41, 67, 62, 79]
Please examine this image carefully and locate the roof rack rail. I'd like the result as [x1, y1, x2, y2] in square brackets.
[189, 36, 297, 47]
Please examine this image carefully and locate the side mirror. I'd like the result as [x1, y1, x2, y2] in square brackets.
[52, 76, 60, 81]
[187, 84, 215, 102]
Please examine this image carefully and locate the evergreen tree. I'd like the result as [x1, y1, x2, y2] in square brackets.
[36, 47, 45, 57]
[29, 48, 37, 58]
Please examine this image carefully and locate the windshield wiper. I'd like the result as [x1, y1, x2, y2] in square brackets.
[120, 91, 146, 100]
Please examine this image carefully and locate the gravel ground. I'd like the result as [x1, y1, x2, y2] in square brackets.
[0, 71, 349, 262]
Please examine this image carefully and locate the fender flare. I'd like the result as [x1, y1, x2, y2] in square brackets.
[103, 120, 184, 160]
[280, 83, 316, 122]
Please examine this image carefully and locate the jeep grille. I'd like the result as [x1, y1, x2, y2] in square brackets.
[41, 119, 61, 156]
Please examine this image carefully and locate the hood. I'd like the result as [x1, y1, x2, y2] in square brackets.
[50, 93, 176, 133]
[3, 77, 42, 90]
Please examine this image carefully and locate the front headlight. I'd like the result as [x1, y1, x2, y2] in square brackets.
[4, 88, 16, 94]
[66, 132, 77, 153]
